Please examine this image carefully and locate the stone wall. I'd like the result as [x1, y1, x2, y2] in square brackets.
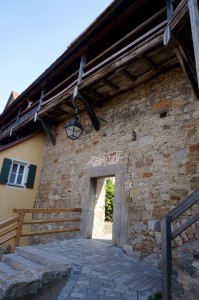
[35, 67, 199, 260]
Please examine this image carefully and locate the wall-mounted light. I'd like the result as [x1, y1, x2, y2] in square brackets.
[64, 118, 84, 140]
[65, 93, 104, 140]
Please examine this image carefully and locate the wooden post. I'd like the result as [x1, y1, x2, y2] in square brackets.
[164, 0, 174, 45]
[35, 85, 46, 121]
[161, 215, 172, 300]
[166, 0, 174, 21]
[188, 0, 199, 91]
[14, 213, 25, 249]
[73, 52, 87, 98]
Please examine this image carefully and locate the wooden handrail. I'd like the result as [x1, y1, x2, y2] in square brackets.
[0, 208, 82, 253]
[156, 188, 199, 300]
[155, 189, 199, 231]
[13, 208, 82, 213]
[0, 216, 20, 229]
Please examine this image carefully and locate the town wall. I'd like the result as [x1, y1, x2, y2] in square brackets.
[35, 67, 199, 262]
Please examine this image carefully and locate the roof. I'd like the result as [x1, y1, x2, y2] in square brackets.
[0, 0, 195, 145]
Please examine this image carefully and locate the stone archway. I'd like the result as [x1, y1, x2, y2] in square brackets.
[80, 163, 128, 247]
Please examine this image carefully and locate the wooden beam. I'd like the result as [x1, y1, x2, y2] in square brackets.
[73, 52, 87, 98]
[85, 7, 166, 70]
[0, 234, 16, 246]
[55, 107, 69, 116]
[120, 69, 137, 81]
[37, 117, 56, 146]
[84, 22, 166, 79]
[0, 216, 20, 229]
[170, 0, 188, 31]
[188, 0, 199, 91]
[103, 79, 119, 91]
[175, 46, 199, 98]
[166, 0, 174, 21]
[82, 26, 165, 88]
[23, 218, 81, 225]
[142, 55, 158, 70]
[87, 87, 102, 99]
[13, 208, 82, 213]
[15, 213, 25, 247]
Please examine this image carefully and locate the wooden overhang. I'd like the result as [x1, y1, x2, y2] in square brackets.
[0, 0, 198, 145]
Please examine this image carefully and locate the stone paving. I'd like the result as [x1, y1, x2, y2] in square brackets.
[30, 238, 161, 300]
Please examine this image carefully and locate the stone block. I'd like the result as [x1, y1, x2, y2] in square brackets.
[152, 99, 171, 112]
[189, 142, 199, 160]
[190, 177, 199, 190]
[185, 161, 197, 174]
[143, 172, 153, 178]
[130, 189, 140, 199]
[172, 96, 184, 108]
[148, 219, 158, 231]
[172, 150, 188, 162]
[142, 253, 159, 268]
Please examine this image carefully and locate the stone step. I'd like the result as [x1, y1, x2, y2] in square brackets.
[1, 254, 43, 272]
[0, 261, 19, 276]
[14, 246, 69, 267]
[0, 246, 71, 300]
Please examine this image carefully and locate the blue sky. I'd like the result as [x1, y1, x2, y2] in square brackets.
[0, 0, 112, 113]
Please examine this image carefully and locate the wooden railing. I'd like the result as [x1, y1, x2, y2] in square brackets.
[155, 189, 199, 300]
[0, 208, 82, 253]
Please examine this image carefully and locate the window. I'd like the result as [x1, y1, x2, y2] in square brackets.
[0, 158, 37, 189]
[8, 161, 27, 187]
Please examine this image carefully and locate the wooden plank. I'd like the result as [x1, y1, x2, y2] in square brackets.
[120, 69, 137, 81]
[161, 216, 172, 300]
[13, 208, 82, 213]
[155, 189, 199, 231]
[85, 7, 166, 70]
[21, 227, 80, 236]
[23, 218, 81, 225]
[0, 216, 20, 229]
[43, 72, 78, 101]
[0, 225, 18, 237]
[0, 234, 16, 246]
[188, 0, 199, 91]
[141, 55, 158, 70]
[81, 30, 164, 89]
[83, 22, 167, 79]
[103, 79, 119, 91]
[172, 212, 199, 239]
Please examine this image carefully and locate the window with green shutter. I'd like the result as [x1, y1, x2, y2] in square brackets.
[0, 158, 36, 189]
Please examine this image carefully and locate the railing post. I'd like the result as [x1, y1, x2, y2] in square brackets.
[161, 215, 172, 300]
[14, 213, 25, 250]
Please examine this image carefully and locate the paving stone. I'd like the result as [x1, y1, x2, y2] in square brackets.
[0, 239, 161, 299]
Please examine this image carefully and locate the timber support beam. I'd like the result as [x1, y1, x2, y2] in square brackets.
[37, 117, 56, 146]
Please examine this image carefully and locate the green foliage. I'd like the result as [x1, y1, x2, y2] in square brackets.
[105, 178, 114, 221]
[148, 291, 162, 300]
[0, 244, 12, 260]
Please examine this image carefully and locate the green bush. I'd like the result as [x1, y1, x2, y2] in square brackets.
[105, 179, 114, 221]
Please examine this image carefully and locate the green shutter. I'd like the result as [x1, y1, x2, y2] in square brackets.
[0, 158, 12, 185]
[26, 164, 37, 189]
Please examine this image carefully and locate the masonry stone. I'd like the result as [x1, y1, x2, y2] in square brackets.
[34, 67, 199, 262]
